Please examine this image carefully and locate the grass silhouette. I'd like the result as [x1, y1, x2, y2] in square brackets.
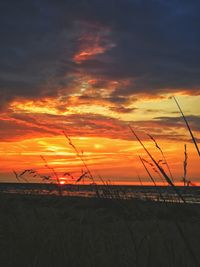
[173, 96, 200, 157]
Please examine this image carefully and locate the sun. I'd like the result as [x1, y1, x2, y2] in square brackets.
[94, 143, 102, 149]
[59, 177, 67, 185]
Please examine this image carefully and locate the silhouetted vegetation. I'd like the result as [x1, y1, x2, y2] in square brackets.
[0, 193, 200, 267]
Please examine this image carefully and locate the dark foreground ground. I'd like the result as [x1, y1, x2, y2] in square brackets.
[0, 193, 200, 267]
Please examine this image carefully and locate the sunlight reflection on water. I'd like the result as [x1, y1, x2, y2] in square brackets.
[0, 184, 200, 204]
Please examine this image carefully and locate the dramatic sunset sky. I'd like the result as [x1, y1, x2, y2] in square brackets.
[0, 0, 199, 184]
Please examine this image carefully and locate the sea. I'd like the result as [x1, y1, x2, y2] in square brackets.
[0, 183, 200, 204]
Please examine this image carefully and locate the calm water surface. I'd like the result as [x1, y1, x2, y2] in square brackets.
[0, 183, 200, 204]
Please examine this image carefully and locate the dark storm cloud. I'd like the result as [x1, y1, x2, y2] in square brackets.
[0, 0, 78, 108]
[1, 0, 200, 109]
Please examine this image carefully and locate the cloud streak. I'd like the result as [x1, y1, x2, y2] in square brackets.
[1, 110, 199, 143]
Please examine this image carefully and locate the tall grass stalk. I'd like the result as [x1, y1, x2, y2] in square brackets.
[129, 126, 185, 203]
[147, 134, 174, 181]
[13, 170, 30, 183]
[142, 157, 166, 185]
[173, 96, 200, 157]
[139, 157, 164, 201]
[40, 155, 62, 196]
[13, 170, 20, 183]
[63, 131, 101, 197]
[183, 144, 188, 186]
[63, 131, 94, 183]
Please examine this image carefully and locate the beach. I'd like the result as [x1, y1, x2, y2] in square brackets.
[0, 192, 199, 267]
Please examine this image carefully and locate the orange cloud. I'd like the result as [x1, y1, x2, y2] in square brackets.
[73, 24, 115, 63]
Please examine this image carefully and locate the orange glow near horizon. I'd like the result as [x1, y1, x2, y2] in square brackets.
[0, 133, 199, 184]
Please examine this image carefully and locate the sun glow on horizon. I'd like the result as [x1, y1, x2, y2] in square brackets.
[59, 177, 68, 185]
[0, 132, 199, 184]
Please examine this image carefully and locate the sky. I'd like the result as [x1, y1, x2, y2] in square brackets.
[0, 0, 200, 184]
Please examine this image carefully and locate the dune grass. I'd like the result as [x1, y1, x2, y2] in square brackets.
[0, 193, 200, 267]
[173, 96, 200, 157]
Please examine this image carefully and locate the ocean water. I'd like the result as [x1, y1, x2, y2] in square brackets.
[0, 183, 200, 204]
